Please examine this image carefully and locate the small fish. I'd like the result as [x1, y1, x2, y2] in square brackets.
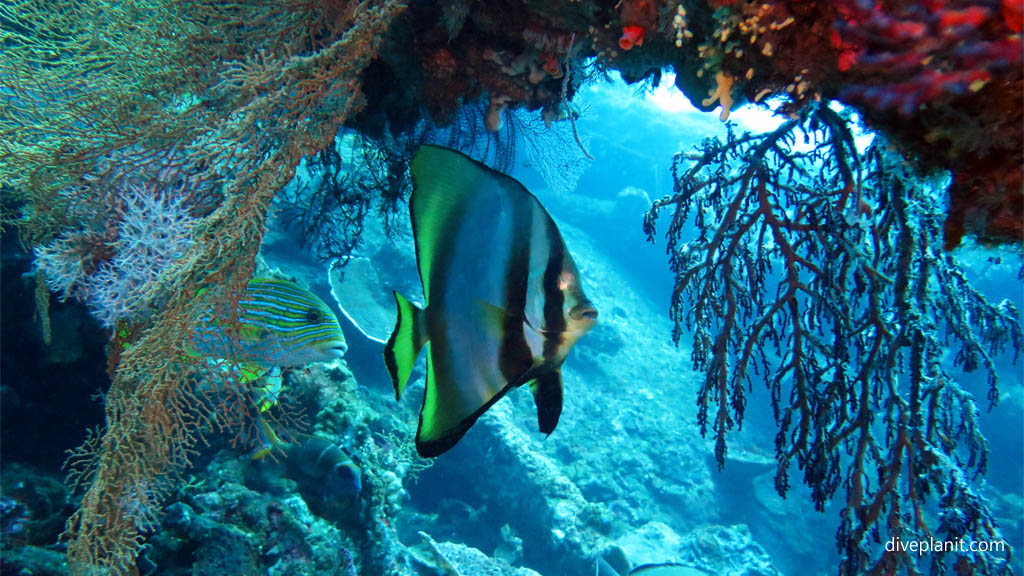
[384, 145, 597, 457]
[256, 421, 362, 497]
[192, 278, 347, 368]
[285, 435, 362, 497]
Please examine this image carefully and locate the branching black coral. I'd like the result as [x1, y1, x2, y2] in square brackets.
[277, 133, 391, 268]
[644, 103, 1021, 575]
[276, 100, 591, 271]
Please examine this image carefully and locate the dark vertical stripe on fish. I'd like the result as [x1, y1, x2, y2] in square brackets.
[498, 191, 534, 381]
[541, 221, 566, 361]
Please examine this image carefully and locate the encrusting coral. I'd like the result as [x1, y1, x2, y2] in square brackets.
[352, 0, 1021, 247]
[682, 0, 1022, 248]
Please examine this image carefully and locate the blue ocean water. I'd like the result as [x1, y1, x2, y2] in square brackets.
[2, 72, 1022, 576]
[271, 73, 1024, 575]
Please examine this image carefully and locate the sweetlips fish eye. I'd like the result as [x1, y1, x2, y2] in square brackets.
[305, 308, 325, 323]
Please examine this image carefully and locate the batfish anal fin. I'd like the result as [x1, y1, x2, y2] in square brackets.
[529, 369, 563, 435]
[416, 352, 482, 457]
[384, 291, 429, 400]
[415, 347, 517, 458]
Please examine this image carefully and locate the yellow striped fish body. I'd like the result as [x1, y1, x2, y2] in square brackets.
[192, 278, 347, 368]
[385, 145, 597, 457]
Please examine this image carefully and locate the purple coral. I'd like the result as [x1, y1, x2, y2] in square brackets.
[34, 181, 197, 328]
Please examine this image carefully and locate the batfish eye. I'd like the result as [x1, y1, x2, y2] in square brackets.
[305, 308, 324, 323]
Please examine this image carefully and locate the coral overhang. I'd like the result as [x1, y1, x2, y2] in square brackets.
[356, 0, 1022, 247]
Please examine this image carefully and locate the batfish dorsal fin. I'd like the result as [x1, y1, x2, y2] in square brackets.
[384, 291, 428, 399]
[408, 145, 488, 298]
[528, 370, 563, 434]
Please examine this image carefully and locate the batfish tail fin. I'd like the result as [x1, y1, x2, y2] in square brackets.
[529, 370, 563, 434]
[384, 291, 428, 399]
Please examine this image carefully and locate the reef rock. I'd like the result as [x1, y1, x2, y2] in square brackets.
[614, 521, 779, 576]
[415, 531, 542, 576]
[417, 400, 609, 575]
[146, 454, 359, 576]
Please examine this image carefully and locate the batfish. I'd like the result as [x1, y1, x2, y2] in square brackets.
[385, 145, 598, 457]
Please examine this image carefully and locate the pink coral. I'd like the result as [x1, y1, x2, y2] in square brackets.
[833, 0, 1022, 115]
[35, 181, 197, 328]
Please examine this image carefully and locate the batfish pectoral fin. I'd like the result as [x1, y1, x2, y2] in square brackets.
[384, 291, 429, 400]
[474, 299, 515, 340]
[528, 369, 563, 435]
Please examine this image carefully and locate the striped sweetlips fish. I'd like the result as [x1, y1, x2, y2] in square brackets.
[191, 278, 347, 372]
[385, 145, 598, 458]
